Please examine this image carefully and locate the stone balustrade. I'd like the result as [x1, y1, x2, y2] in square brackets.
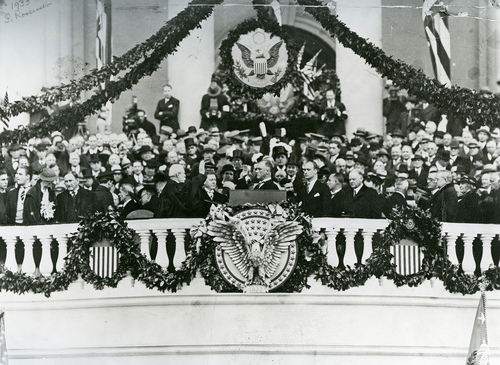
[0, 218, 498, 279]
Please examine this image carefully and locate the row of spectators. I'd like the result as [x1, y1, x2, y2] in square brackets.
[0, 112, 499, 224]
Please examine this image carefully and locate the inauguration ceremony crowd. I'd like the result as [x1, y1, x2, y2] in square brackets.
[1, 80, 500, 226]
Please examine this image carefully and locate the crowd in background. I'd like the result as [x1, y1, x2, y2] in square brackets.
[1, 80, 500, 225]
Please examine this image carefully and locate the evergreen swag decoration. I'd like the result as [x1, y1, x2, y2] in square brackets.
[366, 207, 445, 287]
[0, 210, 195, 297]
[219, 18, 300, 99]
[190, 202, 328, 293]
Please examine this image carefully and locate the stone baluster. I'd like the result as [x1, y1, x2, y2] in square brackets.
[343, 228, 358, 268]
[481, 234, 497, 271]
[136, 229, 152, 259]
[461, 234, 476, 274]
[171, 228, 187, 270]
[152, 229, 169, 268]
[361, 229, 377, 263]
[3, 235, 18, 272]
[19, 234, 36, 275]
[444, 233, 460, 266]
[37, 234, 54, 276]
[324, 228, 339, 268]
[56, 235, 69, 272]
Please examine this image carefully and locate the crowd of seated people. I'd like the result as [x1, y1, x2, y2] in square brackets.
[0, 107, 499, 225]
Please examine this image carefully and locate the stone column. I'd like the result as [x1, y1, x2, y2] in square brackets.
[167, 2, 216, 130]
[335, 0, 383, 136]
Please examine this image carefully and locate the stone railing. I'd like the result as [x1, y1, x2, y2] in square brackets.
[0, 218, 498, 278]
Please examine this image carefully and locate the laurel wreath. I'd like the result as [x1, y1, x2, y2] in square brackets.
[219, 18, 300, 99]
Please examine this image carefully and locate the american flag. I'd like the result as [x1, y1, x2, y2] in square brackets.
[423, 0, 451, 86]
[300, 50, 323, 100]
[96, 0, 111, 70]
[466, 290, 490, 365]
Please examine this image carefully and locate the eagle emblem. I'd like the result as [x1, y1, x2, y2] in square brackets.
[236, 41, 283, 79]
[207, 210, 302, 291]
[230, 29, 288, 88]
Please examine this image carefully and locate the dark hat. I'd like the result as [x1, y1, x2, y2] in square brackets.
[455, 165, 467, 175]
[458, 176, 478, 187]
[434, 131, 445, 139]
[468, 140, 479, 148]
[221, 164, 236, 174]
[367, 172, 384, 185]
[201, 146, 216, 154]
[377, 148, 390, 157]
[152, 135, 161, 146]
[286, 154, 299, 166]
[396, 163, 410, 174]
[314, 151, 328, 162]
[97, 170, 114, 182]
[421, 136, 431, 143]
[154, 171, 169, 183]
[36, 142, 49, 151]
[369, 141, 380, 151]
[80, 168, 93, 179]
[272, 145, 288, 157]
[304, 147, 317, 160]
[318, 166, 331, 177]
[350, 137, 362, 146]
[187, 126, 197, 134]
[137, 145, 153, 155]
[412, 153, 425, 161]
[330, 132, 345, 143]
[450, 139, 460, 149]
[355, 155, 371, 167]
[344, 151, 355, 160]
[353, 128, 368, 137]
[391, 130, 405, 138]
[184, 137, 196, 148]
[8, 143, 25, 152]
[39, 167, 57, 182]
[437, 150, 451, 161]
[145, 159, 160, 169]
[406, 96, 418, 104]
[88, 154, 101, 164]
[388, 85, 399, 92]
[205, 162, 217, 171]
[231, 149, 244, 159]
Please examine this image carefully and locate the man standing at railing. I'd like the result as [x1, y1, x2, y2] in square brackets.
[429, 170, 458, 222]
[296, 161, 330, 217]
[342, 168, 381, 218]
[23, 167, 57, 225]
[55, 172, 95, 223]
[6, 166, 32, 225]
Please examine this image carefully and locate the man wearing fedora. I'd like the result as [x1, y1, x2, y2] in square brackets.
[154, 84, 180, 132]
[200, 79, 230, 132]
[23, 167, 57, 225]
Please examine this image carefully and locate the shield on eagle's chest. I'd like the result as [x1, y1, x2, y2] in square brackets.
[254, 58, 267, 76]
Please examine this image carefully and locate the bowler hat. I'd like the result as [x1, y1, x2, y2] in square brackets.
[391, 129, 405, 138]
[221, 164, 236, 174]
[187, 126, 197, 134]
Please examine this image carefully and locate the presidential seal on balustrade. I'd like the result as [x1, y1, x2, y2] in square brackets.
[190, 203, 323, 293]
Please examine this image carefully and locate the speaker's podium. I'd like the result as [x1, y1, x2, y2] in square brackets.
[228, 190, 287, 206]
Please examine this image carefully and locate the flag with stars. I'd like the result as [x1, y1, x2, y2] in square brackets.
[0, 312, 8, 365]
[466, 292, 490, 365]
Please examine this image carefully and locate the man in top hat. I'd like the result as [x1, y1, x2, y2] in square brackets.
[272, 145, 289, 173]
[23, 167, 57, 225]
[134, 109, 157, 139]
[55, 171, 95, 223]
[154, 84, 180, 132]
[434, 150, 451, 171]
[383, 85, 406, 134]
[456, 176, 480, 223]
[318, 89, 348, 138]
[94, 171, 115, 212]
[200, 79, 230, 132]
[396, 96, 421, 136]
